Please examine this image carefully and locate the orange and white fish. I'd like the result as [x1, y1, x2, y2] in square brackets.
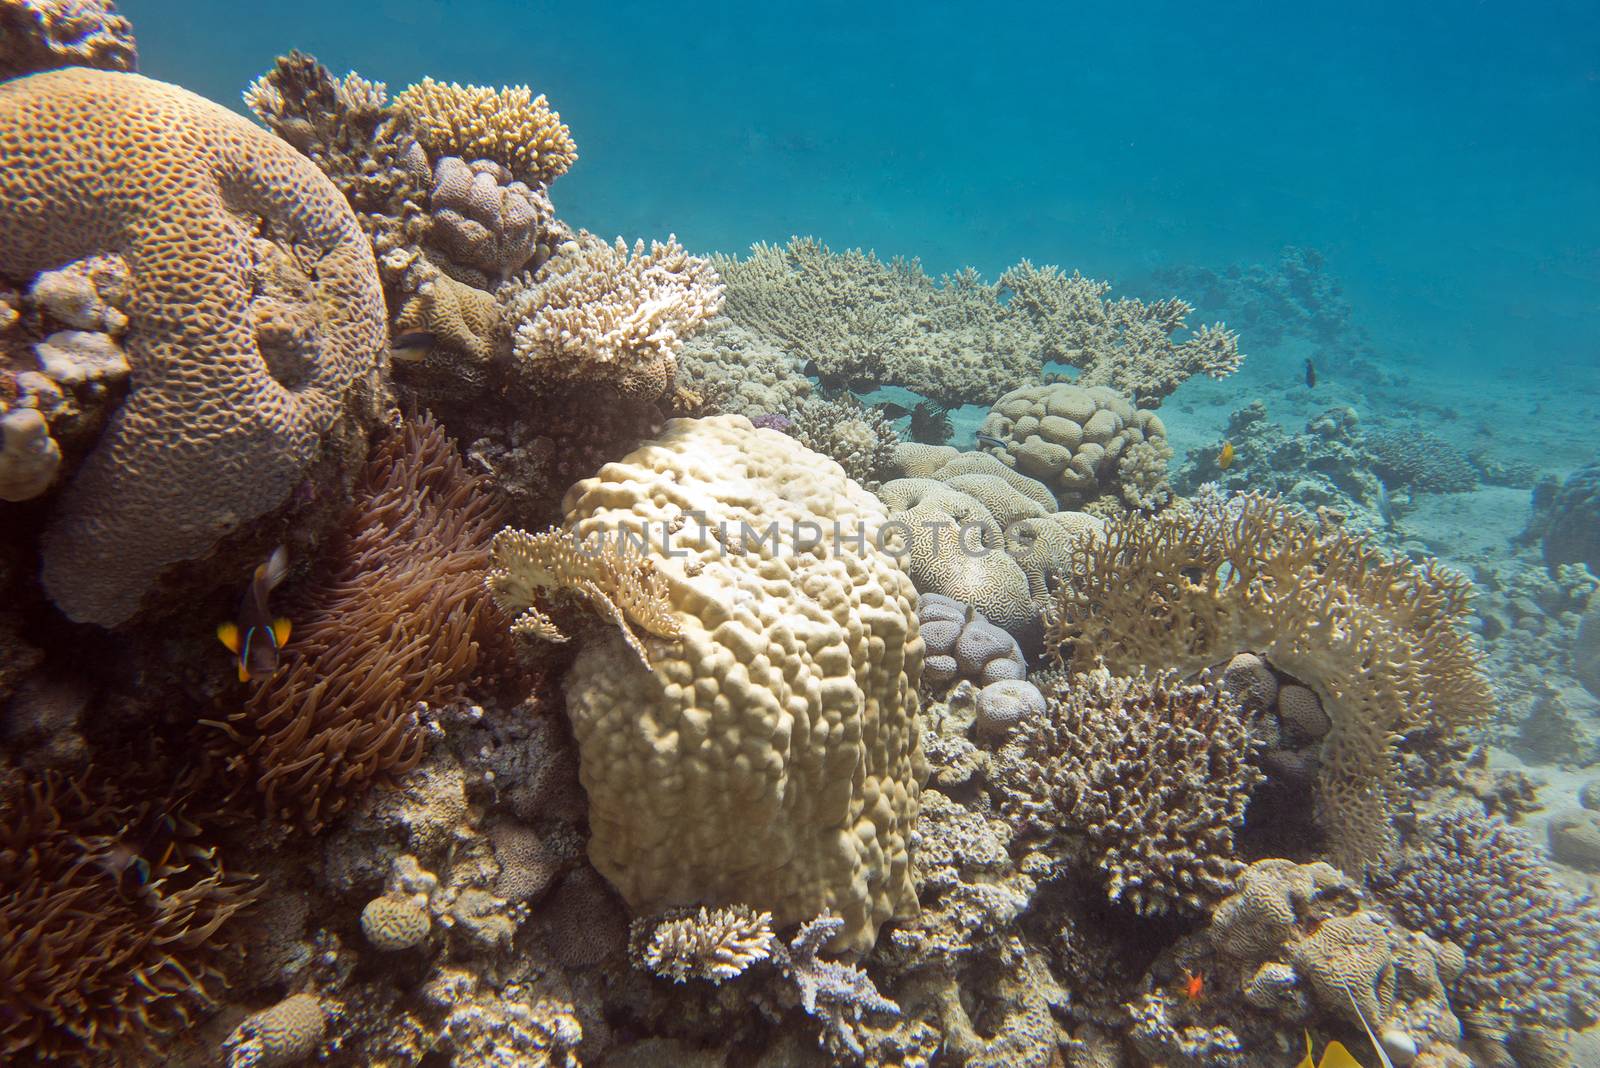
[217, 546, 292, 683]
[1218, 441, 1237, 470]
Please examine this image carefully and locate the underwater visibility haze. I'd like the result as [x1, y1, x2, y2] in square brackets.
[1, 1, 1598, 1065]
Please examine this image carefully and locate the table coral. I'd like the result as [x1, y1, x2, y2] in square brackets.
[0, 67, 386, 626]
[1046, 493, 1494, 873]
[500, 231, 724, 403]
[493, 415, 925, 953]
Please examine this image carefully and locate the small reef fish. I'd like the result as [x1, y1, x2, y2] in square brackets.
[217, 545, 292, 683]
[1305, 357, 1317, 388]
[975, 432, 1007, 451]
[1294, 1034, 1362, 1068]
[1218, 441, 1236, 470]
[389, 331, 434, 363]
[873, 401, 913, 421]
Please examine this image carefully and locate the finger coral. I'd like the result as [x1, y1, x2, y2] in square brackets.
[0, 771, 259, 1063]
[212, 415, 504, 831]
[632, 904, 776, 984]
[993, 668, 1261, 914]
[1, 67, 386, 626]
[1384, 808, 1600, 1036]
[537, 414, 924, 954]
[1046, 493, 1494, 873]
[499, 231, 725, 403]
[393, 76, 577, 188]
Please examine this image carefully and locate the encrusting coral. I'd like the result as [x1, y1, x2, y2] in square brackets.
[393, 76, 577, 189]
[1384, 808, 1600, 1038]
[993, 668, 1262, 915]
[499, 231, 724, 403]
[1047, 492, 1495, 872]
[0, 67, 387, 626]
[0, 770, 260, 1063]
[210, 415, 505, 832]
[497, 414, 925, 954]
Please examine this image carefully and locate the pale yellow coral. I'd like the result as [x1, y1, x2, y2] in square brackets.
[635, 904, 776, 984]
[0, 68, 386, 625]
[546, 415, 924, 953]
[394, 76, 576, 187]
[500, 232, 724, 402]
[1046, 493, 1494, 871]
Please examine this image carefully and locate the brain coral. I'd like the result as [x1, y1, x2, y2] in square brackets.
[1047, 493, 1494, 873]
[977, 382, 1173, 510]
[0, 68, 386, 625]
[993, 668, 1261, 914]
[499, 414, 925, 953]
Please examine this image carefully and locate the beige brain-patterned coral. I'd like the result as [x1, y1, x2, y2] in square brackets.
[394, 76, 577, 188]
[1048, 493, 1495, 873]
[978, 382, 1173, 510]
[0, 68, 385, 625]
[361, 895, 432, 951]
[499, 231, 725, 403]
[222, 992, 327, 1068]
[514, 414, 925, 954]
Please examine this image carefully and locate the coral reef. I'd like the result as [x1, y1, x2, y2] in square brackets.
[977, 381, 1173, 511]
[1385, 808, 1600, 1038]
[1364, 428, 1479, 493]
[1, 67, 386, 625]
[499, 231, 724, 403]
[222, 992, 327, 1068]
[879, 442, 1103, 646]
[999, 259, 1243, 406]
[392, 76, 577, 188]
[674, 319, 811, 418]
[516, 415, 925, 953]
[212, 416, 504, 831]
[786, 394, 899, 486]
[1542, 462, 1600, 573]
[0, 0, 135, 79]
[361, 894, 432, 950]
[0, 771, 259, 1063]
[1047, 493, 1495, 871]
[633, 905, 776, 984]
[917, 593, 1028, 688]
[0, 407, 59, 500]
[993, 668, 1262, 914]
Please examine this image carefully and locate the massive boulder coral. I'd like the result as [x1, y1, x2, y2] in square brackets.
[488, 415, 925, 953]
[0, 67, 386, 625]
[992, 668, 1262, 915]
[1047, 493, 1495, 872]
[977, 381, 1173, 510]
[499, 231, 724, 403]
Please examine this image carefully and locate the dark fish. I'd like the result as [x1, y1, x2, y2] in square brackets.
[975, 432, 1007, 451]
[217, 545, 292, 683]
[390, 331, 435, 363]
[1304, 358, 1317, 388]
[874, 402, 913, 420]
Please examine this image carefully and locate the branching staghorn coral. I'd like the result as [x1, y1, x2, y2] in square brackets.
[499, 231, 724, 403]
[393, 76, 576, 188]
[993, 668, 1261, 914]
[776, 914, 901, 1060]
[486, 527, 682, 663]
[0, 770, 259, 1063]
[1046, 493, 1495, 873]
[1384, 808, 1600, 1036]
[211, 415, 505, 832]
[631, 905, 777, 984]
[1000, 260, 1243, 406]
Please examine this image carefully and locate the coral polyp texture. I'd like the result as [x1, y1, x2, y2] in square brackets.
[215, 416, 504, 831]
[393, 75, 577, 188]
[1385, 808, 1600, 1036]
[0, 67, 385, 625]
[994, 668, 1262, 914]
[516, 414, 925, 953]
[1047, 493, 1494, 872]
[0, 0, 136, 79]
[0, 771, 258, 1063]
[499, 231, 725, 402]
[977, 381, 1174, 510]
[221, 993, 326, 1068]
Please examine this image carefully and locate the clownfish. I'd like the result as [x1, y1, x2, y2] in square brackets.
[217, 546, 292, 683]
[1218, 441, 1236, 470]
